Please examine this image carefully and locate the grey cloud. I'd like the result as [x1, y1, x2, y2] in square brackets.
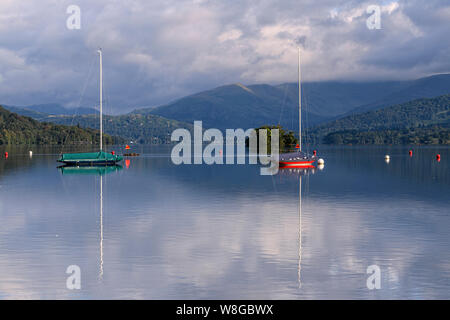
[0, 0, 449, 113]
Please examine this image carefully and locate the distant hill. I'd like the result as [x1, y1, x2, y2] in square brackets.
[134, 74, 450, 131]
[137, 83, 329, 131]
[309, 95, 450, 145]
[1, 105, 48, 120]
[0, 105, 121, 145]
[276, 81, 408, 117]
[344, 74, 450, 115]
[322, 126, 449, 145]
[39, 113, 193, 144]
[3, 103, 98, 117]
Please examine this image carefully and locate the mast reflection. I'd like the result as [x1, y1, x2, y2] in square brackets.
[277, 166, 316, 288]
[58, 165, 123, 279]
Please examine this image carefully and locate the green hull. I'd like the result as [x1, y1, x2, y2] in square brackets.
[58, 151, 123, 166]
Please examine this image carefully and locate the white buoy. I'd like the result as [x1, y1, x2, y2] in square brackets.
[29, 151, 33, 157]
[317, 158, 324, 165]
[384, 155, 390, 160]
[318, 164, 325, 170]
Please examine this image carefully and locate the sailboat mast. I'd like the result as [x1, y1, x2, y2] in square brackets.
[98, 49, 103, 151]
[298, 47, 301, 151]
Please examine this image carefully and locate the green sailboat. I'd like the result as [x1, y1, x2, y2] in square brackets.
[58, 49, 123, 166]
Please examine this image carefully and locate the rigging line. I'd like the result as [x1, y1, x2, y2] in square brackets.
[303, 85, 310, 153]
[103, 74, 110, 151]
[292, 84, 295, 136]
[277, 83, 289, 127]
[60, 54, 96, 154]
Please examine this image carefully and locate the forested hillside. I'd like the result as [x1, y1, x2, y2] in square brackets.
[0, 106, 120, 145]
[308, 95, 450, 145]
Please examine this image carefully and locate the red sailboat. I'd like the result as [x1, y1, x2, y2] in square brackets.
[279, 48, 316, 168]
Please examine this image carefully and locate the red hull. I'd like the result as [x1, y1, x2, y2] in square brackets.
[279, 160, 315, 168]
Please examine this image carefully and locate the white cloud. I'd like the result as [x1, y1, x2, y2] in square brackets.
[218, 29, 243, 42]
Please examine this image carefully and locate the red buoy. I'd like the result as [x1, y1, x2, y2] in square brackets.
[313, 150, 317, 156]
[295, 144, 300, 149]
[4, 152, 8, 158]
[409, 150, 413, 157]
[111, 151, 115, 155]
[125, 159, 130, 169]
[436, 154, 441, 162]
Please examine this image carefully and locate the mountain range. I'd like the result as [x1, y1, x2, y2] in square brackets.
[139, 74, 450, 131]
[309, 95, 450, 145]
[2, 74, 450, 144]
[3, 103, 98, 119]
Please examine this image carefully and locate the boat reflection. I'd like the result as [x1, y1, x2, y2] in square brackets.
[57, 165, 121, 279]
[58, 165, 123, 175]
[277, 165, 317, 177]
[100, 173, 103, 279]
[277, 166, 316, 288]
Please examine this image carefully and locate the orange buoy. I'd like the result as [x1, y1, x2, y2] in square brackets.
[125, 159, 130, 169]
[125, 145, 130, 150]
[409, 150, 413, 157]
[295, 144, 300, 149]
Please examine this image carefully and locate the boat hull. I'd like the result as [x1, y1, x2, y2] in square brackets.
[57, 151, 123, 167]
[57, 160, 121, 166]
[279, 160, 315, 168]
[278, 151, 316, 168]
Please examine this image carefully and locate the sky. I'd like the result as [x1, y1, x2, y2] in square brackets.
[0, 0, 449, 114]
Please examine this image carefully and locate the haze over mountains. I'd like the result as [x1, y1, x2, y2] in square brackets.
[2, 74, 450, 144]
[3, 104, 98, 119]
[139, 74, 450, 130]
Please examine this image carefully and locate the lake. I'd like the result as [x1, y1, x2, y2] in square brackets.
[0, 145, 448, 299]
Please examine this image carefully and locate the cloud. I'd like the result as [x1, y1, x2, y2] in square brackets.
[0, 0, 449, 113]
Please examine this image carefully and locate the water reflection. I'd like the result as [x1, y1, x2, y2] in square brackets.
[57, 165, 118, 283]
[100, 174, 103, 280]
[58, 165, 123, 175]
[277, 167, 316, 289]
[0, 145, 448, 299]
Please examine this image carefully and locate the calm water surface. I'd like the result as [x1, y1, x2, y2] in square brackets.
[0, 145, 448, 299]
